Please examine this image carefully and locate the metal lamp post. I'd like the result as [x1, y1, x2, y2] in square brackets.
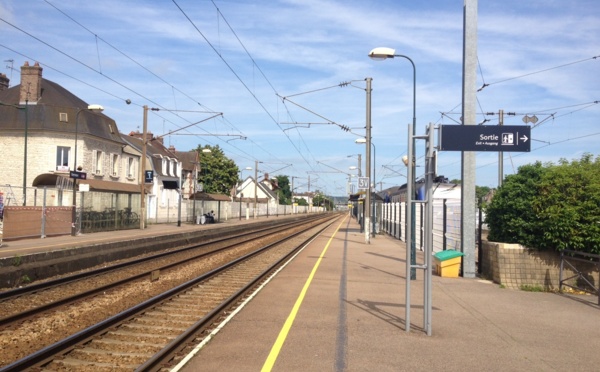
[191, 161, 199, 223]
[369, 46, 417, 332]
[369, 47, 417, 279]
[23, 99, 28, 206]
[356, 137, 376, 237]
[253, 160, 263, 219]
[71, 104, 104, 236]
[199, 148, 212, 218]
[238, 166, 252, 220]
[347, 154, 362, 177]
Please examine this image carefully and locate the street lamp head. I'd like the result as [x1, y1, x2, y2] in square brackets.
[87, 104, 104, 112]
[245, 166, 252, 170]
[355, 138, 366, 144]
[402, 155, 409, 166]
[202, 148, 212, 154]
[368, 47, 396, 60]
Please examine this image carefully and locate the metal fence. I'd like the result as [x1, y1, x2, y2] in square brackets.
[380, 198, 463, 253]
[0, 184, 320, 240]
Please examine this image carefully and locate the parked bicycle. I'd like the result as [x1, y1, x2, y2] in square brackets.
[119, 207, 139, 228]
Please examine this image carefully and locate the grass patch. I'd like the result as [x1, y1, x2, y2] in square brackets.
[12, 255, 22, 267]
[520, 284, 544, 292]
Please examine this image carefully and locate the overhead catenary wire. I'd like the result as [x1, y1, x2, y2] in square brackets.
[477, 54, 599, 91]
[2, 2, 287, 175]
[42, 0, 260, 152]
[207, 0, 359, 181]
[171, 0, 314, 173]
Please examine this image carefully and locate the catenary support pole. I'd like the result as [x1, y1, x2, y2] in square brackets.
[460, 0, 478, 278]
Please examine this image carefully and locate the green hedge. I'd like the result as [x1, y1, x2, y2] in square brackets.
[486, 153, 600, 254]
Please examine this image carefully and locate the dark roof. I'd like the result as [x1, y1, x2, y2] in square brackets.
[32, 173, 140, 193]
[0, 78, 124, 144]
[174, 150, 198, 172]
[121, 132, 181, 177]
[190, 192, 231, 201]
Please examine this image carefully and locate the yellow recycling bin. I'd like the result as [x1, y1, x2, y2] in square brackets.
[434, 250, 464, 278]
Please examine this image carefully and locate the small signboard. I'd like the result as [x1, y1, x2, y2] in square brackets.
[69, 171, 87, 180]
[358, 177, 370, 190]
[439, 125, 531, 152]
[144, 170, 154, 184]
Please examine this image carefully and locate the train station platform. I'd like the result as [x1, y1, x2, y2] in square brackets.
[176, 214, 600, 371]
[0, 214, 267, 260]
[1, 213, 599, 370]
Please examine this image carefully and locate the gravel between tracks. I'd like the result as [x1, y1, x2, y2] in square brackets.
[0, 231, 288, 367]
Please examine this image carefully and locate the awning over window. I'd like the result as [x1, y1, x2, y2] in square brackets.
[162, 180, 179, 189]
[32, 173, 140, 193]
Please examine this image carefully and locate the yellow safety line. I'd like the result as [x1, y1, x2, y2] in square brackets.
[261, 215, 348, 372]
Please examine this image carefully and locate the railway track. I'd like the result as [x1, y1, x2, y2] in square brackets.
[0, 214, 327, 327]
[0, 213, 340, 370]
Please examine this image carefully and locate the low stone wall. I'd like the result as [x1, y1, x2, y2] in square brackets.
[481, 241, 599, 290]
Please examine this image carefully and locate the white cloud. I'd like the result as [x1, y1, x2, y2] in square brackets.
[1, 0, 598, 191]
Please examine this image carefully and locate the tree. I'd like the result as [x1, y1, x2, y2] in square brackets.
[486, 162, 546, 248]
[532, 154, 600, 252]
[275, 175, 292, 205]
[295, 197, 309, 206]
[312, 191, 334, 210]
[196, 144, 238, 195]
[486, 154, 600, 254]
[476, 185, 491, 201]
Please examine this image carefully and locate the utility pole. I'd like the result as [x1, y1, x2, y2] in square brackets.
[498, 109, 504, 186]
[484, 109, 517, 186]
[364, 77, 372, 244]
[139, 106, 159, 229]
[461, 0, 478, 278]
[254, 160, 259, 218]
[140, 106, 148, 229]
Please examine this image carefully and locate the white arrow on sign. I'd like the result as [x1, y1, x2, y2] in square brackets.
[520, 134, 529, 143]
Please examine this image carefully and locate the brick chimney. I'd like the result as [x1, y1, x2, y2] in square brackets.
[129, 130, 155, 143]
[20, 61, 43, 104]
[0, 73, 9, 91]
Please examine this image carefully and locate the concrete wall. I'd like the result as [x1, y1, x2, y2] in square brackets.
[481, 241, 599, 291]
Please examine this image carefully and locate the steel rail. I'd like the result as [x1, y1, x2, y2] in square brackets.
[0, 216, 327, 328]
[0, 214, 339, 372]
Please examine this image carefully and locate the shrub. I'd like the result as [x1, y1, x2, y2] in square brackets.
[487, 153, 600, 254]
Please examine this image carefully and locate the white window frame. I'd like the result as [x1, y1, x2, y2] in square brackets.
[92, 150, 104, 175]
[126, 157, 135, 179]
[110, 153, 120, 177]
[56, 146, 71, 172]
[170, 159, 177, 177]
[161, 157, 167, 176]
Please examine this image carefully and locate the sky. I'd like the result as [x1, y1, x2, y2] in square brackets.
[1, 0, 598, 195]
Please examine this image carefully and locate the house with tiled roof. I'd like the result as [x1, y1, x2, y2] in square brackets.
[121, 132, 197, 223]
[0, 61, 140, 207]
